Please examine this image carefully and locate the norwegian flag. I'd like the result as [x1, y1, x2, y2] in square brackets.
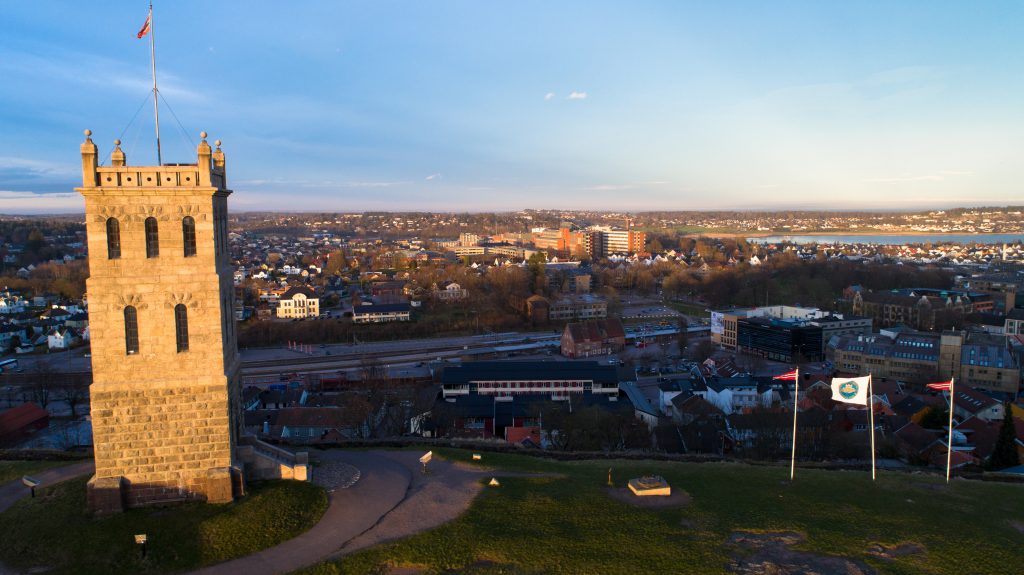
[772, 369, 798, 381]
[926, 381, 953, 391]
[137, 12, 152, 39]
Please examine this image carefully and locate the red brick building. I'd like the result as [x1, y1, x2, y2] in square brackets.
[560, 318, 626, 358]
[0, 403, 49, 447]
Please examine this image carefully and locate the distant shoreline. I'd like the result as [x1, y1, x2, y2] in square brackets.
[696, 231, 1020, 239]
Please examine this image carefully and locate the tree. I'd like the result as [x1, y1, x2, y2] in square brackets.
[526, 252, 547, 294]
[917, 406, 948, 429]
[56, 380, 88, 418]
[29, 365, 57, 410]
[693, 339, 715, 363]
[676, 318, 689, 356]
[987, 403, 1021, 471]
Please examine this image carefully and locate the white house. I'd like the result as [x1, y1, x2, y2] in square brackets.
[47, 328, 78, 350]
[434, 281, 468, 302]
[695, 375, 774, 415]
[276, 286, 320, 319]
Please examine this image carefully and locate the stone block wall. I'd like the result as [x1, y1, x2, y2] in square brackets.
[90, 381, 236, 505]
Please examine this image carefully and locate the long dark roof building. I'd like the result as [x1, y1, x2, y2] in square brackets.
[440, 360, 631, 398]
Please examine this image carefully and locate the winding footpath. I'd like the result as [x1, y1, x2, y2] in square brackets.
[0, 460, 94, 514]
[190, 450, 413, 575]
[0, 451, 549, 575]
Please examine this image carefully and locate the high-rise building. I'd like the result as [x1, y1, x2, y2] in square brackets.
[78, 130, 243, 513]
[603, 229, 646, 255]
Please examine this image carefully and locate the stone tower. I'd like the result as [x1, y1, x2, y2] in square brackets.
[78, 130, 243, 513]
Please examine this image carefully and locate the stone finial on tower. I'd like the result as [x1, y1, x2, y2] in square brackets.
[81, 129, 98, 186]
[197, 131, 212, 186]
[111, 139, 126, 167]
[212, 139, 226, 188]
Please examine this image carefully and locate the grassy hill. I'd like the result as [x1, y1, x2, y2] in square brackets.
[0, 476, 327, 574]
[302, 449, 1024, 575]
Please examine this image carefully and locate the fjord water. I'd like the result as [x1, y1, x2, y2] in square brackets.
[750, 233, 1024, 245]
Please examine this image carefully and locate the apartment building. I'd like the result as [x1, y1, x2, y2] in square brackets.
[851, 288, 994, 331]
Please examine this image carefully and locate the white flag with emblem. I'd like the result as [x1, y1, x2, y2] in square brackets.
[830, 376, 870, 405]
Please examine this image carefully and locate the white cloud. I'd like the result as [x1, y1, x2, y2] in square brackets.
[544, 92, 555, 100]
[567, 91, 587, 100]
[0, 156, 76, 177]
[0, 191, 82, 213]
[341, 180, 409, 188]
[863, 171, 972, 184]
[581, 184, 633, 191]
[0, 46, 206, 103]
[425, 173, 441, 181]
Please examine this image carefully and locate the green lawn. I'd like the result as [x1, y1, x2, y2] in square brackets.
[0, 459, 70, 484]
[667, 301, 711, 318]
[0, 477, 328, 575]
[300, 450, 1024, 575]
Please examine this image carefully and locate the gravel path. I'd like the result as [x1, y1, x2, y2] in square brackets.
[312, 461, 361, 491]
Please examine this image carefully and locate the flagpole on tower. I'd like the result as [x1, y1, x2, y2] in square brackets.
[869, 374, 876, 481]
[789, 367, 800, 480]
[141, 2, 163, 165]
[946, 377, 955, 483]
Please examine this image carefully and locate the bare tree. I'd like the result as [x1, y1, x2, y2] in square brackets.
[694, 339, 715, 363]
[56, 379, 89, 418]
[28, 364, 57, 411]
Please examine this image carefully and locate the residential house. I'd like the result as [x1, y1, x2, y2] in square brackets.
[694, 375, 775, 415]
[952, 387, 1005, 422]
[46, 328, 78, 350]
[433, 281, 468, 302]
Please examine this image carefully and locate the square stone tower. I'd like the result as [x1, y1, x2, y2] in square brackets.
[77, 129, 243, 513]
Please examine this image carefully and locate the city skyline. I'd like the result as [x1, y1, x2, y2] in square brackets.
[1, 1, 1022, 213]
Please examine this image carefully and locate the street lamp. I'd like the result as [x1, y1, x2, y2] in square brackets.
[134, 534, 147, 558]
[21, 475, 40, 498]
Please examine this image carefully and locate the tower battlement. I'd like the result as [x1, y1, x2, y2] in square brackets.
[79, 129, 227, 190]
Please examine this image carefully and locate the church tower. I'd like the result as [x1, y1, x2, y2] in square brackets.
[78, 129, 243, 513]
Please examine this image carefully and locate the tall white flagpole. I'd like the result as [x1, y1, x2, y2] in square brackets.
[789, 367, 799, 480]
[869, 374, 876, 481]
[946, 377, 955, 483]
[149, 2, 163, 165]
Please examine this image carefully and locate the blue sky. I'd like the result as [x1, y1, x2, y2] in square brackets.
[1, 1, 1022, 213]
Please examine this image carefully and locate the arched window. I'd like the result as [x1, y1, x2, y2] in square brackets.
[182, 216, 196, 257]
[145, 217, 159, 258]
[174, 303, 189, 352]
[106, 218, 121, 259]
[124, 306, 139, 354]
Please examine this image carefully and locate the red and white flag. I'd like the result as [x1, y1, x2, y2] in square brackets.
[926, 381, 953, 391]
[137, 12, 152, 39]
[773, 369, 798, 381]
